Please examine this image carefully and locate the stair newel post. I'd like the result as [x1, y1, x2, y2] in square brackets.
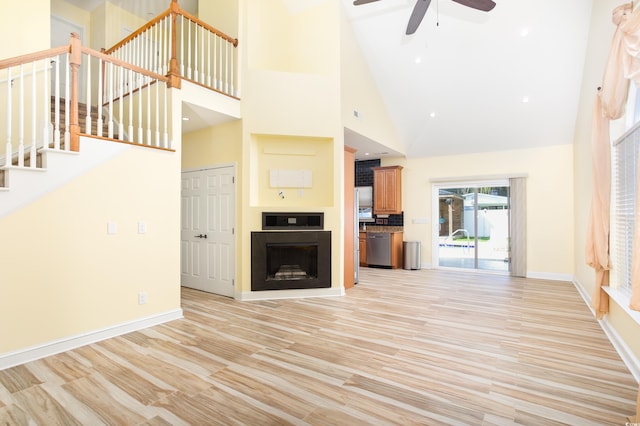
[69, 33, 82, 152]
[167, 0, 181, 89]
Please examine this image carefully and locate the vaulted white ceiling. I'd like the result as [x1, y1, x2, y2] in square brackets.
[342, 0, 594, 159]
[62, 0, 595, 159]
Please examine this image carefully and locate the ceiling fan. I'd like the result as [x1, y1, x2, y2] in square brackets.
[353, 0, 496, 35]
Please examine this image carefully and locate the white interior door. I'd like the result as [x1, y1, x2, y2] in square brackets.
[181, 166, 235, 297]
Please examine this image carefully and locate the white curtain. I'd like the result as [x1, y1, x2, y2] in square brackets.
[509, 177, 526, 277]
[586, 3, 640, 318]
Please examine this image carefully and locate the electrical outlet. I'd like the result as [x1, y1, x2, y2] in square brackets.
[138, 291, 148, 305]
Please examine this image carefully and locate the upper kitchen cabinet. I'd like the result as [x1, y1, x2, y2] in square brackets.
[373, 166, 403, 215]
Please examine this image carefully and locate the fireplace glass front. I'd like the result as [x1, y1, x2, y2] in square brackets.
[251, 231, 331, 291]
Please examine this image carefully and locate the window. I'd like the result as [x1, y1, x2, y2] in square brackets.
[610, 81, 640, 294]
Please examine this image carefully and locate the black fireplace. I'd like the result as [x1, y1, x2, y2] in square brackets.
[252, 213, 331, 291]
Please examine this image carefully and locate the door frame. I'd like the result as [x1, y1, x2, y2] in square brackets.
[180, 162, 237, 297]
[431, 178, 510, 273]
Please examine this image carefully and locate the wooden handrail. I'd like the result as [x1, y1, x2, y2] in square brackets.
[103, 0, 238, 55]
[81, 46, 169, 83]
[103, 8, 173, 55]
[178, 8, 238, 47]
[0, 45, 70, 71]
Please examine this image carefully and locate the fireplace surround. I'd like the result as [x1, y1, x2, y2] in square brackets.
[251, 213, 331, 291]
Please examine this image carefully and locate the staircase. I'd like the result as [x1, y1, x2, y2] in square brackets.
[0, 98, 116, 190]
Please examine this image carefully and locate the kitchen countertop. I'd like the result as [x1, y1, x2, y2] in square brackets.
[360, 226, 403, 233]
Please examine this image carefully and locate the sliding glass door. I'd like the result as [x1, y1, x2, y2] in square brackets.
[436, 183, 510, 272]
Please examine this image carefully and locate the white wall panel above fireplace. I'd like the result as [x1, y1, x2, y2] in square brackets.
[269, 169, 312, 188]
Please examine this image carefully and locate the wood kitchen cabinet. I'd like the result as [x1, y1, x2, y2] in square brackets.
[359, 232, 367, 266]
[373, 166, 403, 215]
[391, 232, 403, 269]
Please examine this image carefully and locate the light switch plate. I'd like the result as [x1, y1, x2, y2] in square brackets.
[107, 221, 117, 235]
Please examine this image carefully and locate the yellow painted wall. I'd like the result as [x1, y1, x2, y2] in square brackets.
[0, 0, 49, 58]
[182, 120, 244, 291]
[0, 142, 181, 354]
[252, 134, 334, 207]
[198, 0, 239, 40]
[239, 0, 345, 293]
[340, 5, 404, 157]
[393, 144, 575, 276]
[51, 0, 91, 47]
[573, 0, 640, 364]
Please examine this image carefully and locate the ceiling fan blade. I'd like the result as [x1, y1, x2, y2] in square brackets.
[406, 0, 432, 35]
[450, 0, 496, 12]
[353, 0, 382, 5]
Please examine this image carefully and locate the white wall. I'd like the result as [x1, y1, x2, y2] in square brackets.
[390, 144, 574, 278]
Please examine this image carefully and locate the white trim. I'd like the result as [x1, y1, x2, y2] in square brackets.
[526, 271, 574, 282]
[430, 173, 527, 184]
[181, 162, 237, 174]
[0, 308, 183, 371]
[604, 285, 640, 326]
[237, 287, 345, 301]
[573, 277, 640, 384]
[600, 316, 640, 383]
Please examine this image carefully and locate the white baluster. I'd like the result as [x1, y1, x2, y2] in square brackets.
[4, 67, 11, 167]
[108, 61, 113, 139]
[214, 36, 218, 90]
[54, 55, 60, 150]
[128, 68, 134, 142]
[188, 19, 192, 80]
[225, 42, 229, 95]
[86, 55, 92, 134]
[30, 61, 36, 167]
[64, 54, 70, 149]
[138, 73, 143, 143]
[18, 65, 24, 167]
[167, 16, 172, 76]
[207, 31, 211, 87]
[158, 22, 163, 75]
[163, 83, 168, 149]
[42, 58, 49, 147]
[230, 45, 235, 97]
[97, 58, 103, 137]
[200, 26, 205, 83]
[118, 64, 124, 140]
[155, 78, 160, 147]
[193, 23, 198, 82]
[146, 77, 151, 145]
[180, 15, 185, 77]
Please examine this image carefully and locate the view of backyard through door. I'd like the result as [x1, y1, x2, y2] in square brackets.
[437, 184, 510, 272]
[181, 166, 235, 297]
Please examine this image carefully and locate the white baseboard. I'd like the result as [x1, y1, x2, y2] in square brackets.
[0, 308, 183, 371]
[237, 287, 345, 301]
[526, 271, 574, 282]
[600, 316, 640, 383]
[573, 277, 640, 383]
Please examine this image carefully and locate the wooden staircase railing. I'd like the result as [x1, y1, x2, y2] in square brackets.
[104, 0, 239, 98]
[0, 32, 174, 188]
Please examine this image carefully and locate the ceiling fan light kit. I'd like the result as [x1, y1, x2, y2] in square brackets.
[353, 0, 496, 35]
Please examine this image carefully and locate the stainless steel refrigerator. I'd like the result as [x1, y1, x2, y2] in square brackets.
[354, 187, 360, 284]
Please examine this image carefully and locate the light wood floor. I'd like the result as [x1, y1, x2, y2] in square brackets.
[0, 267, 637, 425]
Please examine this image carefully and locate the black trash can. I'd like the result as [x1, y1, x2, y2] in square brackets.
[403, 241, 420, 270]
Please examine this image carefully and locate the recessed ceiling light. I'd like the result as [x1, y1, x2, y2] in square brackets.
[364, 152, 370, 156]
[522, 96, 529, 103]
[430, 112, 436, 118]
[415, 56, 422, 64]
[520, 28, 529, 37]
[182, 117, 190, 121]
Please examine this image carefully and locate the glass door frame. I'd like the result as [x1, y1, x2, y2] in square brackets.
[431, 178, 510, 273]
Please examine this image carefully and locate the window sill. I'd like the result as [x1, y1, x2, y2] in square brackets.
[603, 286, 640, 326]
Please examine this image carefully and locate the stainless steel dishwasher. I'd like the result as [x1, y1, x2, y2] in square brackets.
[366, 232, 391, 267]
